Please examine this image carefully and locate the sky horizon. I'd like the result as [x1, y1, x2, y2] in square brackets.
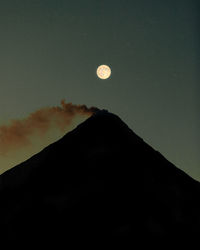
[0, 0, 199, 180]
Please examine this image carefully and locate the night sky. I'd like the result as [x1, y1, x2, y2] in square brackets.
[0, 1, 199, 179]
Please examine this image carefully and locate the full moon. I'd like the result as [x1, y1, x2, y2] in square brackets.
[96, 65, 111, 79]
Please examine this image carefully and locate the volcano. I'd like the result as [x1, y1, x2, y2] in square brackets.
[0, 110, 200, 247]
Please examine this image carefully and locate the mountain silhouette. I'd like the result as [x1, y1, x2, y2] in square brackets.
[0, 110, 200, 247]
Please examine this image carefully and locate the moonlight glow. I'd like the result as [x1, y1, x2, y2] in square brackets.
[97, 65, 111, 79]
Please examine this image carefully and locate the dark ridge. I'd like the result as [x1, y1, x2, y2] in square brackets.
[0, 110, 200, 247]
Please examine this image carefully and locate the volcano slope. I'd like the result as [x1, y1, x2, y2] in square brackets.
[0, 110, 200, 247]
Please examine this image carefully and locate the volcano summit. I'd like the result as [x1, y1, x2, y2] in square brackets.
[0, 110, 200, 247]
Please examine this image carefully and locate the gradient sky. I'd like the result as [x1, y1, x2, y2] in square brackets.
[0, 0, 199, 179]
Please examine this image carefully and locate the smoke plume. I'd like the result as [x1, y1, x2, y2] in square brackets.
[0, 100, 99, 156]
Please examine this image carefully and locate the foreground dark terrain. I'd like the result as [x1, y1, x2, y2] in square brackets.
[0, 110, 200, 247]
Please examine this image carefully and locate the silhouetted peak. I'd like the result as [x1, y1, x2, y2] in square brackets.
[76, 109, 130, 131]
[92, 109, 109, 116]
[70, 109, 141, 145]
[1, 109, 200, 247]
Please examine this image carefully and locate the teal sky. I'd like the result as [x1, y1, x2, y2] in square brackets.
[0, 0, 199, 179]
